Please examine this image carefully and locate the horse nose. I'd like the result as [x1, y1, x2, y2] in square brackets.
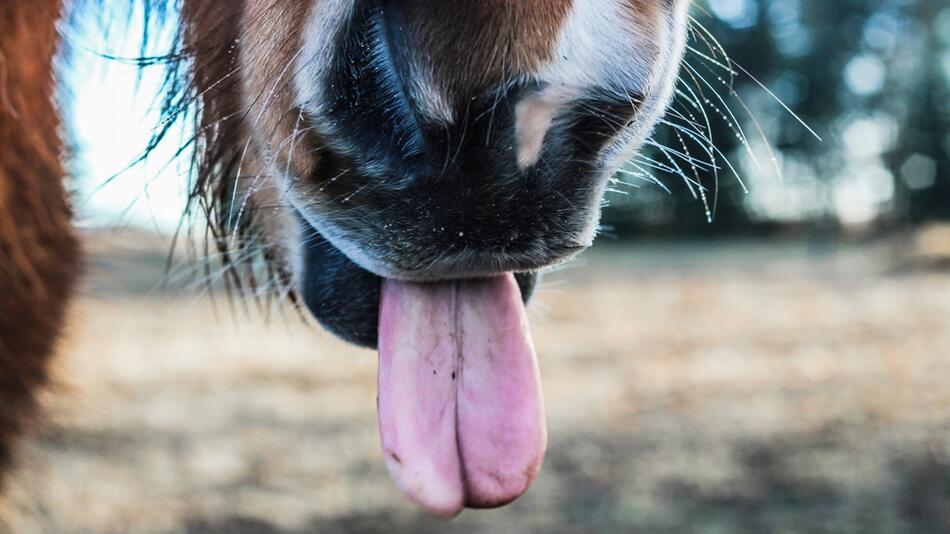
[315, 1, 589, 185]
[380, 0, 569, 111]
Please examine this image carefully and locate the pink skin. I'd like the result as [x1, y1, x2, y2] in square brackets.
[378, 274, 547, 517]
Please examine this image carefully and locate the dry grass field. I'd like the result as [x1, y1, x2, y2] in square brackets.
[2, 231, 949, 533]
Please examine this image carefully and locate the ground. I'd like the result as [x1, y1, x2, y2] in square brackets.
[3, 232, 949, 533]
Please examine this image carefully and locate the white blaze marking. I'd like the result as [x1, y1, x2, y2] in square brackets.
[542, 0, 659, 95]
[514, 91, 571, 170]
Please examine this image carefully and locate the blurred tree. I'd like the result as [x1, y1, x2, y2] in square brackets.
[602, 0, 950, 238]
[889, 0, 950, 223]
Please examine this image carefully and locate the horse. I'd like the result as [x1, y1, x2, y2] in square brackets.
[0, 0, 689, 516]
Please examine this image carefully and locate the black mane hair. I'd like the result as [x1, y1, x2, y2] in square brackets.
[68, 0, 297, 312]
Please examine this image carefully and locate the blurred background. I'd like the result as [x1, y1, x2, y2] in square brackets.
[599, 0, 948, 240]
[5, 0, 949, 532]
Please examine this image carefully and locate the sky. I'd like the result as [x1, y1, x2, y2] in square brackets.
[65, 6, 189, 232]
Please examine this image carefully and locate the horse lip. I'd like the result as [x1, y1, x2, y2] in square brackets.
[295, 213, 541, 349]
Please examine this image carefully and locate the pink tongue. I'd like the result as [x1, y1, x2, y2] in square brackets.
[377, 274, 547, 517]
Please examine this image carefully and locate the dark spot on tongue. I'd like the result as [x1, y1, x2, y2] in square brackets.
[377, 274, 547, 517]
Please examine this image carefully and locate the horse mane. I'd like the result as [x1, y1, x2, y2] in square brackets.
[0, 0, 80, 487]
[80, 0, 295, 307]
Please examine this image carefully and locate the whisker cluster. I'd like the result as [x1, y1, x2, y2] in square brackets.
[610, 11, 819, 225]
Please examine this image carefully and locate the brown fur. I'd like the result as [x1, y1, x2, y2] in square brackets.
[238, 0, 317, 180]
[387, 0, 573, 98]
[0, 0, 80, 487]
